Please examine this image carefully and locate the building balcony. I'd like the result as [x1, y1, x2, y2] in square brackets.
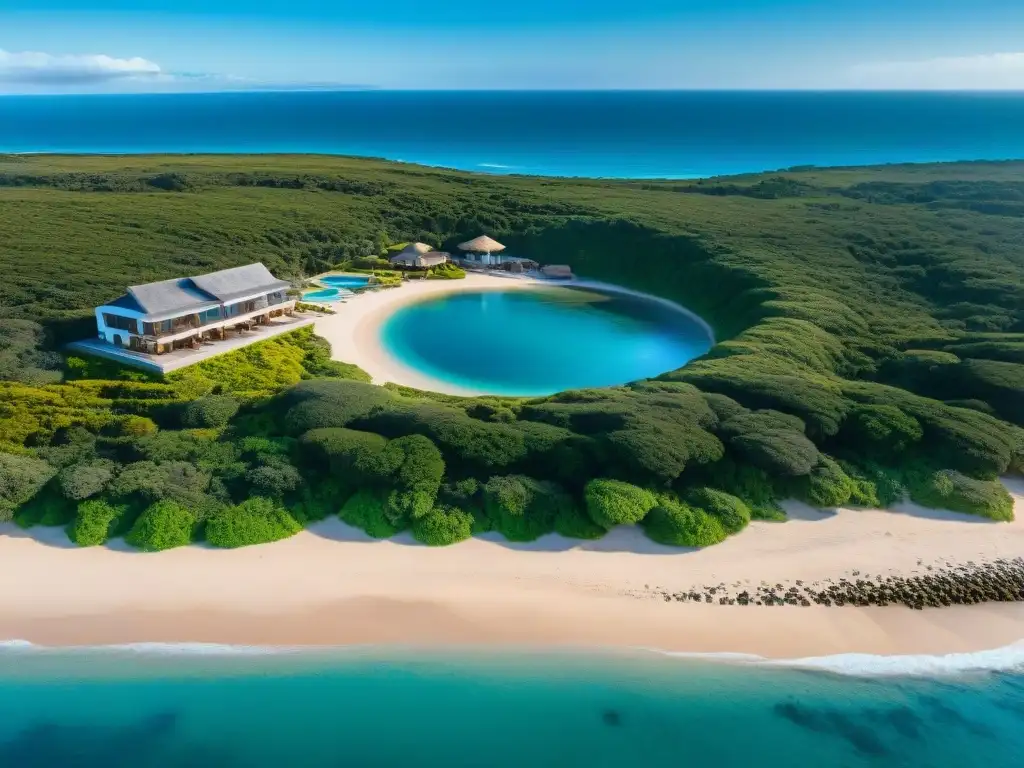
[140, 299, 296, 344]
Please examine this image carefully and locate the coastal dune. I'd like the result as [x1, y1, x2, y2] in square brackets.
[1, 480, 1022, 659]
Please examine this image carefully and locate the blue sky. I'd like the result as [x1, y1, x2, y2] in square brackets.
[2, 0, 1024, 92]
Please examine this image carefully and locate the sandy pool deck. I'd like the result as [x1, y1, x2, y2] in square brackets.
[1, 480, 1021, 659]
[313, 272, 546, 395]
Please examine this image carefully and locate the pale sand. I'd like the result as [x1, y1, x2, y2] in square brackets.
[1, 479, 1021, 657]
[313, 272, 545, 395]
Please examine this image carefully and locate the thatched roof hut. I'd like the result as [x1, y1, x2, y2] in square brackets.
[401, 242, 435, 256]
[389, 251, 450, 268]
[457, 235, 506, 254]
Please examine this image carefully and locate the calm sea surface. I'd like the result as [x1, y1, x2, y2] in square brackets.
[2, 91, 1024, 177]
[380, 286, 713, 396]
[1, 645, 1022, 767]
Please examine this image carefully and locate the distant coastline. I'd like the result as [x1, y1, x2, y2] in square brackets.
[3, 91, 1024, 178]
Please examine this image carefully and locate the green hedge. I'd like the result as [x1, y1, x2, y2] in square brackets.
[205, 497, 302, 547]
[68, 499, 131, 546]
[125, 499, 195, 551]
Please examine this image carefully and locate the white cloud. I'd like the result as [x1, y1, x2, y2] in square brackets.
[847, 52, 1024, 90]
[0, 48, 163, 85]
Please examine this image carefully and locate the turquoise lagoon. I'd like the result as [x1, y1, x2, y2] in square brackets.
[1, 645, 1022, 767]
[380, 286, 714, 395]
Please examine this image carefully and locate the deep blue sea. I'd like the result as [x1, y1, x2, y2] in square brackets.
[380, 285, 713, 395]
[1, 645, 1023, 767]
[2, 91, 1024, 177]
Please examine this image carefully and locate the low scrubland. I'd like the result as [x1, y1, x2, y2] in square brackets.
[0, 155, 1021, 548]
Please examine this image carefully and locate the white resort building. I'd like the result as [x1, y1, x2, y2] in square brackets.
[75, 263, 310, 372]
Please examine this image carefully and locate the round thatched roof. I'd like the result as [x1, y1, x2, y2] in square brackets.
[401, 242, 434, 255]
[458, 235, 506, 253]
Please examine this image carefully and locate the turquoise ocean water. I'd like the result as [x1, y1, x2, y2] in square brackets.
[380, 286, 713, 395]
[2, 91, 1024, 177]
[1, 644, 1023, 767]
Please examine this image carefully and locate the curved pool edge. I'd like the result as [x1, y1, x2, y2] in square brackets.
[369, 277, 715, 397]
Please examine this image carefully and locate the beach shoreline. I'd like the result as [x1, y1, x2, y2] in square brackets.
[2, 480, 1021, 659]
[313, 272, 546, 395]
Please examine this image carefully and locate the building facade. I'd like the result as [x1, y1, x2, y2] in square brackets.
[95, 263, 295, 354]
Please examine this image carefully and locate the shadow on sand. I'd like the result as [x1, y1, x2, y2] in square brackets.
[304, 517, 689, 555]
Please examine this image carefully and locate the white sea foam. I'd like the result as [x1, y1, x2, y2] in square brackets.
[643, 641, 1024, 677]
[770, 641, 1024, 677]
[0, 640, 303, 655]
[4, 638, 1024, 677]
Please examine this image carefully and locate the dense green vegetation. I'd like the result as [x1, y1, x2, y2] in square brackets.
[0, 154, 1021, 549]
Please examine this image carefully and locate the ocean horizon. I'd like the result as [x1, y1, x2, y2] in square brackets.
[2, 642, 1023, 767]
[2, 90, 1024, 178]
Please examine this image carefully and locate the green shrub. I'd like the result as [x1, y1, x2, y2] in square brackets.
[13, 482, 77, 527]
[117, 415, 159, 437]
[300, 427, 394, 486]
[481, 475, 560, 541]
[720, 410, 819, 476]
[841, 404, 923, 455]
[642, 499, 729, 547]
[68, 498, 130, 546]
[125, 499, 194, 551]
[908, 469, 1014, 521]
[686, 487, 751, 534]
[58, 459, 116, 501]
[205, 497, 302, 547]
[181, 395, 240, 429]
[584, 479, 657, 529]
[553, 503, 605, 540]
[383, 434, 445, 522]
[283, 380, 394, 434]
[0, 452, 56, 522]
[245, 459, 302, 500]
[339, 489, 402, 538]
[412, 504, 473, 545]
[792, 456, 857, 508]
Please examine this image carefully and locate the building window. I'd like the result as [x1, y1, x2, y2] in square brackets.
[103, 313, 139, 334]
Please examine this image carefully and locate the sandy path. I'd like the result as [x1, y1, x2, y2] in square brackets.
[1, 480, 1021, 658]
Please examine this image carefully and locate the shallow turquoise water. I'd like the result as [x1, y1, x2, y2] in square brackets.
[302, 288, 344, 302]
[380, 286, 713, 395]
[0, 647, 1021, 767]
[320, 275, 371, 288]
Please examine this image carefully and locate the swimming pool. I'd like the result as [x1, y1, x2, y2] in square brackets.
[320, 275, 372, 289]
[302, 288, 347, 302]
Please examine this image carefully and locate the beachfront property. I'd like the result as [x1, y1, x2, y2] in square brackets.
[71, 262, 311, 372]
[455, 235, 542, 273]
[389, 242, 451, 269]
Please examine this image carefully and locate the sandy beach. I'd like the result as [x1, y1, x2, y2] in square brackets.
[313, 272, 546, 395]
[1, 479, 1022, 658]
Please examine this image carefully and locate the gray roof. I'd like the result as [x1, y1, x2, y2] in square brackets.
[107, 262, 289, 320]
[106, 293, 144, 313]
[190, 262, 289, 305]
[126, 277, 220, 318]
